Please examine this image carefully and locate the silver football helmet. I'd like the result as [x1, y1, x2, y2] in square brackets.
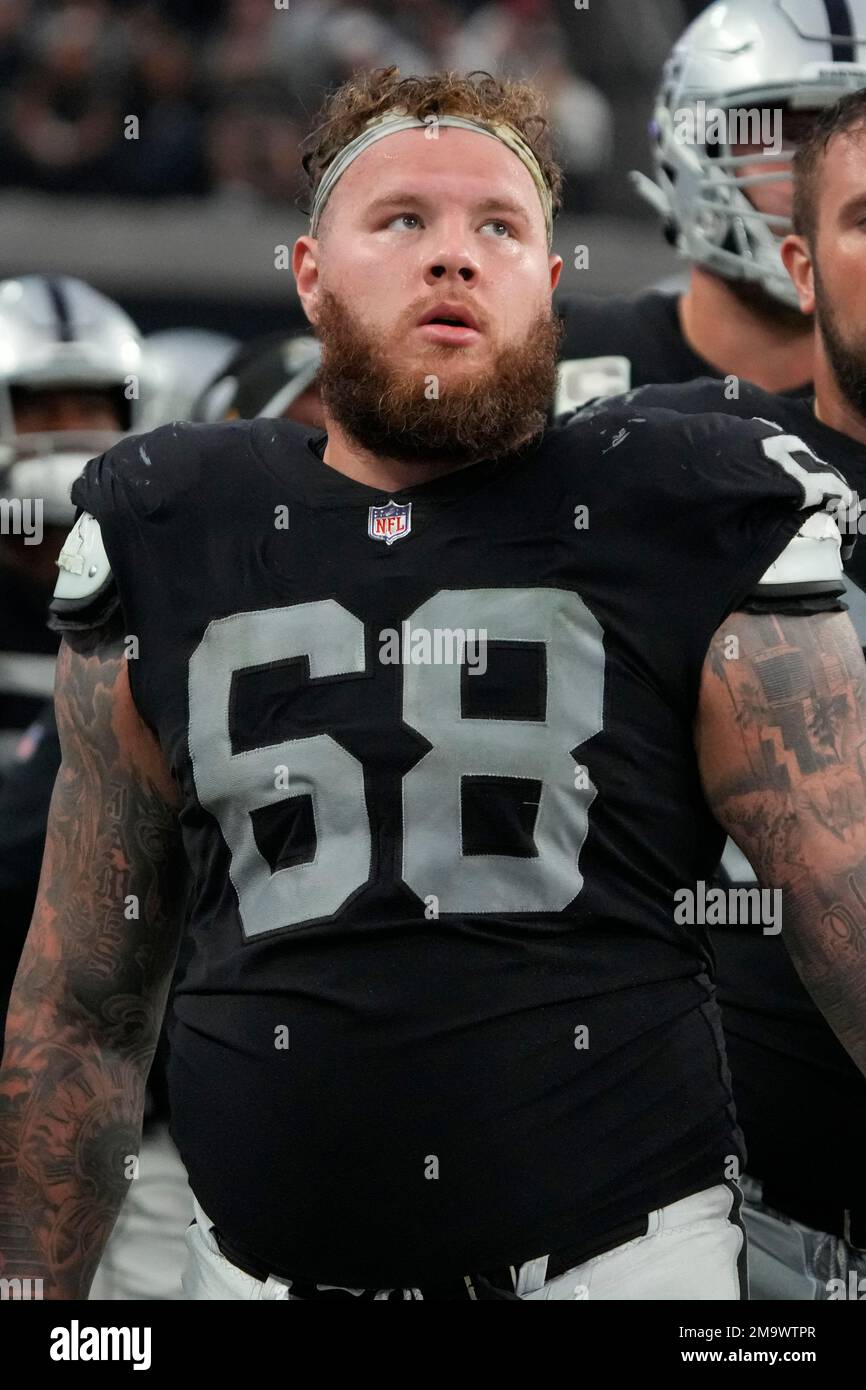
[632, 0, 866, 306]
[139, 328, 239, 429]
[194, 333, 321, 423]
[0, 274, 146, 525]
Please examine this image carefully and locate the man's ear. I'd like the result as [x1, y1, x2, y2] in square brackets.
[549, 254, 563, 293]
[293, 236, 320, 327]
[781, 233, 815, 315]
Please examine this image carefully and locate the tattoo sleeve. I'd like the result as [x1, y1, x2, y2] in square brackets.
[0, 626, 185, 1298]
[696, 607, 866, 1077]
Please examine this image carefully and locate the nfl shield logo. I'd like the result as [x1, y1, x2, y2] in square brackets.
[368, 499, 411, 546]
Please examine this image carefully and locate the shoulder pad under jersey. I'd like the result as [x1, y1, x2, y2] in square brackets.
[745, 425, 859, 611]
[49, 511, 117, 628]
[752, 509, 844, 595]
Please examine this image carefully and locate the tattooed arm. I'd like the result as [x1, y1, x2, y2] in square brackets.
[0, 622, 185, 1298]
[696, 607, 866, 1076]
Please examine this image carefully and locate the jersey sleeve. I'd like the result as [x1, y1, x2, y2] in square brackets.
[559, 403, 859, 715]
[678, 409, 855, 669]
[696, 409, 852, 597]
[69, 419, 206, 527]
[48, 420, 209, 637]
[590, 380, 861, 583]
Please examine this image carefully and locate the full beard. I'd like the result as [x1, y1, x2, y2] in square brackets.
[814, 262, 866, 420]
[315, 287, 562, 468]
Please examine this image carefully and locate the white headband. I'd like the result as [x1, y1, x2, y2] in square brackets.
[309, 111, 554, 247]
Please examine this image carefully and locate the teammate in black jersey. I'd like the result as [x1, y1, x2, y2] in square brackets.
[589, 91, 866, 1300]
[554, 0, 866, 413]
[2, 67, 866, 1302]
[553, 0, 866, 1300]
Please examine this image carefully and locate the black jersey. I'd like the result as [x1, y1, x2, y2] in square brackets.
[63, 407, 836, 1285]
[554, 291, 811, 413]
[629, 378, 866, 590]
[623, 376, 866, 1210]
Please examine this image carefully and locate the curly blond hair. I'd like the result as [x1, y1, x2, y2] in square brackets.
[300, 66, 563, 224]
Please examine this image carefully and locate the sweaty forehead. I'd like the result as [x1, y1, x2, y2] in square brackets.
[320, 125, 545, 230]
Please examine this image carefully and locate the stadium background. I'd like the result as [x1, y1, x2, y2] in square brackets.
[0, 0, 707, 337]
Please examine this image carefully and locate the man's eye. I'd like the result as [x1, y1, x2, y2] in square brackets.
[388, 212, 421, 231]
[481, 220, 512, 238]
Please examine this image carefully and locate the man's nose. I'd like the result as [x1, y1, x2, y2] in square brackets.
[423, 233, 481, 285]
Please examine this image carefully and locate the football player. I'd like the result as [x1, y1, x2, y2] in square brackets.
[2, 67, 866, 1302]
[0, 273, 142, 1031]
[193, 331, 323, 429]
[139, 329, 239, 431]
[0, 274, 144, 774]
[614, 88, 866, 1300]
[0, 292, 196, 1302]
[555, 0, 866, 413]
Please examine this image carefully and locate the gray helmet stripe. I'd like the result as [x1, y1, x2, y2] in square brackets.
[823, 0, 857, 61]
[44, 275, 75, 343]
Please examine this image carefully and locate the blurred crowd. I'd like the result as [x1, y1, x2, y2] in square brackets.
[0, 0, 704, 212]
